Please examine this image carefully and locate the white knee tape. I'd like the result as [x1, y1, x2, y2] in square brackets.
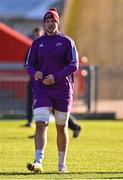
[54, 110, 70, 125]
[33, 107, 51, 122]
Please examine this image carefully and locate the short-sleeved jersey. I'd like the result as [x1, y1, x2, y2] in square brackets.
[25, 32, 79, 98]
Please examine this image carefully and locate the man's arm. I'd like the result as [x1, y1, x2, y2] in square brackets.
[53, 40, 79, 82]
[25, 42, 40, 79]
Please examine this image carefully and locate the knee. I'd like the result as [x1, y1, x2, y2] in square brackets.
[36, 121, 48, 130]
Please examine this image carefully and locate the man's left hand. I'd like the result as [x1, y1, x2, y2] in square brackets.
[42, 74, 55, 85]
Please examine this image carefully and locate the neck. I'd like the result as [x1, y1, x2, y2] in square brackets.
[46, 30, 58, 36]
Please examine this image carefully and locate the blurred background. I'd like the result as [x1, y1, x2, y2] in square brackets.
[0, 0, 123, 119]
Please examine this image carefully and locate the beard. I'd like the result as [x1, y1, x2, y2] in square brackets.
[45, 26, 58, 35]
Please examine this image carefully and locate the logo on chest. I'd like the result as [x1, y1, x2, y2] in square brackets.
[39, 43, 44, 48]
[55, 42, 63, 47]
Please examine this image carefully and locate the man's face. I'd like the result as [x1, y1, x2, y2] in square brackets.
[44, 18, 58, 35]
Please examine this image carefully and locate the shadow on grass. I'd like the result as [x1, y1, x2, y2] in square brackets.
[0, 172, 35, 176]
[0, 171, 123, 176]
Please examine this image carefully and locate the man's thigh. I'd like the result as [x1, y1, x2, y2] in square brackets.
[53, 95, 73, 112]
[54, 109, 70, 125]
[33, 93, 53, 109]
[33, 94, 53, 122]
[33, 107, 53, 122]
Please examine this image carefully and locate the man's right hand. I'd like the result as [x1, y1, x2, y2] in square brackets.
[34, 71, 43, 81]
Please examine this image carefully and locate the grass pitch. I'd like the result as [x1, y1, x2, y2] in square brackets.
[0, 119, 123, 179]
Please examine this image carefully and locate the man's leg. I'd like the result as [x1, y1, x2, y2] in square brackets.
[27, 107, 51, 173]
[68, 115, 81, 138]
[56, 124, 69, 168]
[35, 121, 48, 163]
[68, 115, 79, 131]
[25, 80, 33, 127]
[54, 110, 69, 172]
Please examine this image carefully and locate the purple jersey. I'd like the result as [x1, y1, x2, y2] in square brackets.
[25, 32, 79, 99]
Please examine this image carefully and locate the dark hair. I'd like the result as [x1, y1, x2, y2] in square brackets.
[33, 27, 40, 33]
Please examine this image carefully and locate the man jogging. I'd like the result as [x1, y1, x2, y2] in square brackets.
[25, 7, 79, 173]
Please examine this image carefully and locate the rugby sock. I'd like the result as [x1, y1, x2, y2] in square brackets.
[35, 149, 44, 163]
[58, 151, 66, 166]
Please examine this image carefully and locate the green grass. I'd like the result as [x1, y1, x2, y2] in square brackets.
[1, 120, 123, 179]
